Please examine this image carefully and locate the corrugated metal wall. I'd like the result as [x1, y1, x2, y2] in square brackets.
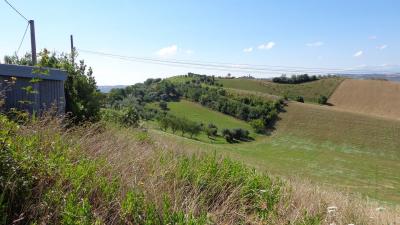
[0, 76, 65, 114]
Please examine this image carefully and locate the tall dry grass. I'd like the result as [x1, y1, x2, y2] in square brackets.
[73, 122, 400, 224]
[2, 115, 399, 224]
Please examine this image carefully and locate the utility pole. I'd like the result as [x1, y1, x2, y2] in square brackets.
[29, 20, 37, 65]
[70, 35, 74, 64]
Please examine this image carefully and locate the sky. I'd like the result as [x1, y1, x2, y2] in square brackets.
[1, 0, 400, 85]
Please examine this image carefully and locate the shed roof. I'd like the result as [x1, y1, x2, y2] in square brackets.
[0, 64, 67, 81]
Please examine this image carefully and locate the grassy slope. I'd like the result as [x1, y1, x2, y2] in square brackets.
[149, 101, 400, 203]
[4, 115, 399, 224]
[218, 77, 344, 103]
[147, 100, 256, 143]
[167, 100, 253, 130]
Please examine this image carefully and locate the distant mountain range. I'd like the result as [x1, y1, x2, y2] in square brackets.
[98, 85, 128, 93]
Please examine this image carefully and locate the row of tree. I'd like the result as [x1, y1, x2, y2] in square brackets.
[157, 114, 202, 138]
[177, 84, 282, 133]
[156, 114, 251, 143]
[272, 74, 319, 84]
[104, 74, 284, 134]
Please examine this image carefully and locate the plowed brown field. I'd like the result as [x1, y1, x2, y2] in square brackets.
[328, 79, 400, 120]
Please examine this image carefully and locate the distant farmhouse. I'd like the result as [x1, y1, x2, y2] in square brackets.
[0, 64, 67, 114]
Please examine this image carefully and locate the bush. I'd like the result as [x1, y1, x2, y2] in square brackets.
[121, 107, 140, 127]
[318, 95, 328, 105]
[101, 107, 139, 127]
[222, 129, 233, 143]
[205, 123, 218, 138]
[231, 128, 250, 140]
[295, 96, 304, 103]
[159, 101, 168, 110]
[250, 119, 265, 133]
[186, 121, 202, 138]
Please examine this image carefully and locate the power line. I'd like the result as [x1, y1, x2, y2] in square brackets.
[78, 48, 344, 73]
[4, 0, 28, 21]
[16, 22, 30, 55]
[78, 48, 396, 74]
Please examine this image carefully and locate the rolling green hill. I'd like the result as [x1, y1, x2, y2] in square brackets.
[147, 100, 256, 143]
[148, 100, 400, 203]
[218, 77, 344, 103]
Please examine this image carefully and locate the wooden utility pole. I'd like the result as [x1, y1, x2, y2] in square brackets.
[29, 20, 37, 65]
[70, 35, 74, 64]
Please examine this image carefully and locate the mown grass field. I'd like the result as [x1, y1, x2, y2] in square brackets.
[218, 77, 344, 103]
[148, 100, 400, 204]
[328, 79, 400, 120]
[147, 100, 256, 143]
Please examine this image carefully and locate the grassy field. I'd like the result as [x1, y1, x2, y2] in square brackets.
[147, 100, 256, 143]
[148, 101, 400, 203]
[218, 77, 344, 103]
[328, 79, 400, 120]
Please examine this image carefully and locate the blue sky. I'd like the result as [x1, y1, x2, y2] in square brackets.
[1, 0, 399, 85]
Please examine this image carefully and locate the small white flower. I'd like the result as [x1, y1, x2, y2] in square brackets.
[327, 206, 337, 213]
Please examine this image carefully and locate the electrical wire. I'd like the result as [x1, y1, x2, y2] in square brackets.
[78, 48, 396, 74]
[16, 22, 30, 55]
[4, 0, 28, 21]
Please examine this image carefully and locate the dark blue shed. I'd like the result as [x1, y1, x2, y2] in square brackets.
[0, 64, 67, 114]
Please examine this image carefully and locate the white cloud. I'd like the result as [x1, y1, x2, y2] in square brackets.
[156, 44, 178, 57]
[243, 47, 253, 53]
[258, 41, 275, 50]
[369, 35, 377, 40]
[353, 50, 363, 57]
[306, 41, 324, 47]
[377, 44, 388, 50]
[185, 49, 194, 55]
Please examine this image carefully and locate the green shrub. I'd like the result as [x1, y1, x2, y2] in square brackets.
[159, 100, 168, 110]
[250, 119, 265, 133]
[120, 107, 140, 127]
[205, 124, 218, 138]
[318, 95, 328, 105]
[101, 107, 139, 127]
[296, 96, 304, 103]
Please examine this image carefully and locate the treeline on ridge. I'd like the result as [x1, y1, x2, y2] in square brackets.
[272, 74, 319, 84]
[105, 73, 284, 133]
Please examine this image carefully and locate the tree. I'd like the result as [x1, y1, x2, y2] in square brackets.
[187, 121, 202, 138]
[205, 123, 218, 138]
[5, 49, 102, 123]
[295, 96, 304, 103]
[157, 116, 169, 131]
[169, 115, 180, 134]
[222, 128, 233, 143]
[121, 107, 140, 127]
[318, 95, 328, 105]
[250, 119, 265, 133]
[159, 101, 168, 110]
[178, 118, 189, 136]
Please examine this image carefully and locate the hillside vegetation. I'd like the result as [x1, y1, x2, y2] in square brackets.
[218, 77, 344, 103]
[328, 79, 400, 120]
[156, 100, 253, 130]
[154, 101, 400, 203]
[1, 115, 399, 224]
[147, 100, 257, 144]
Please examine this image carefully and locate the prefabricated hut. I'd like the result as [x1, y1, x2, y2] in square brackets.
[0, 63, 67, 114]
